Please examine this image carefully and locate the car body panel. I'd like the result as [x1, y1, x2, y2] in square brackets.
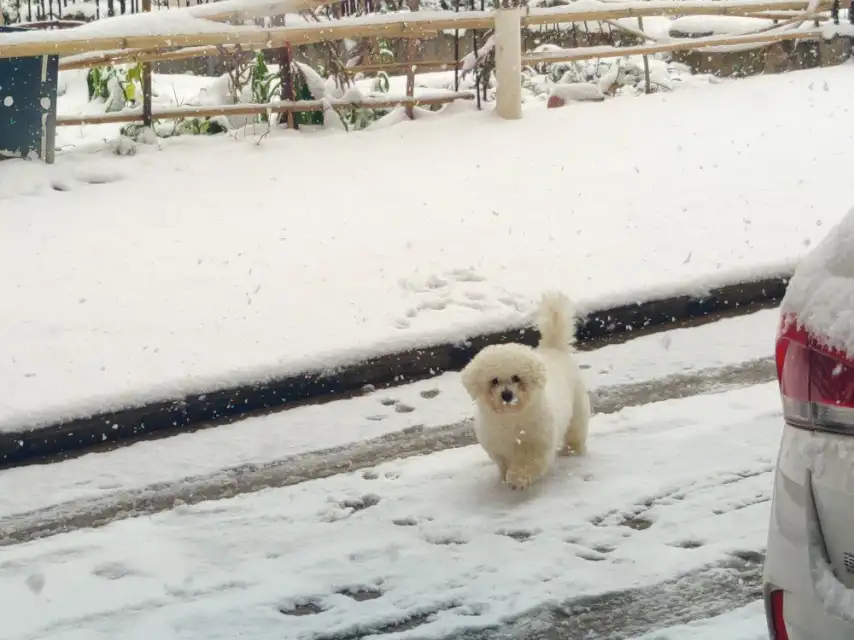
[764, 423, 854, 638]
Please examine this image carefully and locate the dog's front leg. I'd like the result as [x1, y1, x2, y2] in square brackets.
[504, 454, 550, 490]
[490, 454, 509, 482]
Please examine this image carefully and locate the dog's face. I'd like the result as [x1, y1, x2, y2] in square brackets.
[461, 344, 546, 415]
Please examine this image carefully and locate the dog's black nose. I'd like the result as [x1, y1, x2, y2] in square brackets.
[501, 389, 514, 403]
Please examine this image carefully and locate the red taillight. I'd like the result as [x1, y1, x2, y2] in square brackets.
[770, 590, 790, 640]
[777, 314, 854, 432]
[776, 314, 807, 383]
[778, 316, 813, 426]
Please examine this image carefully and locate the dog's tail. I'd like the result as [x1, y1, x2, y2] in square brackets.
[536, 291, 577, 351]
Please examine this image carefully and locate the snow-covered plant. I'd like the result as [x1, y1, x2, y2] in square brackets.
[373, 38, 395, 93]
[175, 117, 230, 136]
[344, 105, 393, 130]
[250, 52, 281, 110]
[120, 115, 229, 141]
[526, 53, 687, 102]
[0, 0, 22, 24]
[226, 54, 327, 126]
[87, 64, 144, 112]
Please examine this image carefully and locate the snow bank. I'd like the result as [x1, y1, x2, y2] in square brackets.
[668, 15, 774, 36]
[548, 82, 606, 103]
[781, 207, 854, 357]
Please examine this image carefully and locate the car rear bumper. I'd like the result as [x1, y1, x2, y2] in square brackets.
[764, 425, 854, 639]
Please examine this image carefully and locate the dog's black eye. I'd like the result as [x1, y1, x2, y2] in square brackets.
[490, 378, 499, 386]
[511, 375, 521, 384]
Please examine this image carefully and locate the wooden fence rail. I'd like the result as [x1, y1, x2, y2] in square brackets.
[56, 93, 475, 126]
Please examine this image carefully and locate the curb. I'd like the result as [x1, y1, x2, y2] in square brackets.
[0, 275, 789, 468]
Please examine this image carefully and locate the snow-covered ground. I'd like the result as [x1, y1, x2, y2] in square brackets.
[2, 379, 781, 639]
[2, 61, 844, 431]
[0, 307, 777, 522]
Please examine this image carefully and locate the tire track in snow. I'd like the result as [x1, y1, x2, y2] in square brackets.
[0, 357, 775, 546]
[301, 551, 766, 640]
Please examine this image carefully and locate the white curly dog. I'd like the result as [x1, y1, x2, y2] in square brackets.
[461, 292, 590, 490]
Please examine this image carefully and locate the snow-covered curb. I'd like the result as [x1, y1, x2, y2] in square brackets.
[0, 272, 789, 467]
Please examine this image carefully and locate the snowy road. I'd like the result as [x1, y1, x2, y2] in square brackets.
[2, 355, 774, 546]
[457, 551, 765, 639]
[2, 383, 778, 639]
[0, 312, 780, 639]
[1, 310, 776, 541]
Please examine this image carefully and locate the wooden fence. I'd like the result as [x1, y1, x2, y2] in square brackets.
[0, 0, 841, 128]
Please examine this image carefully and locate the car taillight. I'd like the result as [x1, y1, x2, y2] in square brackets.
[777, 314, 854, 433]
[769, 589, 790, 640]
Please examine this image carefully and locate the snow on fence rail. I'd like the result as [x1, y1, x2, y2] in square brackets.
[0, 0, 835, 59]
[522, 27, 824, 64]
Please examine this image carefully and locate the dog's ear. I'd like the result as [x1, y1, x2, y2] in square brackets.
[460, 359, 484, 400]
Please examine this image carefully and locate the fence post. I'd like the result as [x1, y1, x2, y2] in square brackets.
[278, 43, 296, 129]
[637, 16, 650, 94]
[141, 0, 152, 128]
[404, 0, 420, 119]
[494, 1, 522, 120]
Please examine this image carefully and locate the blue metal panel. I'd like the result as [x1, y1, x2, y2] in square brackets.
[0, 26, 59, 163]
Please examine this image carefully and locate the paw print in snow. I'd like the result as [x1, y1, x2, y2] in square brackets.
[394, 268, 530, 329]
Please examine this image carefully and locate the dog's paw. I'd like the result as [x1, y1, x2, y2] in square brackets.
[504, 470, 531, 491]
[560, 439, 587, 456]
[559, 445, 586, 456]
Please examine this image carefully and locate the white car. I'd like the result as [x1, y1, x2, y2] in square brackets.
[765, 208, 854, 638]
